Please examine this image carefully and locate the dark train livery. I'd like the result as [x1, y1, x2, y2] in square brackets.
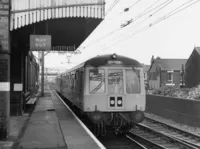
[22, 52, 40, 112]
[55, 53, 145, 135]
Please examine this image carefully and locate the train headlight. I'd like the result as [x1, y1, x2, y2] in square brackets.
[110, 100, 115, 105]
[110, 97, 115, 107]
[112, 53, 117, 59]
[117, 100, 122, 105]
[117, 97, 123, 107]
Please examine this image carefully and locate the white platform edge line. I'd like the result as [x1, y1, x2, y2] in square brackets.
[53, 90, 106, 149]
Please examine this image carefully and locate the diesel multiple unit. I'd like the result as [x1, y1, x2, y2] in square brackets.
[55, 53, 146, 135]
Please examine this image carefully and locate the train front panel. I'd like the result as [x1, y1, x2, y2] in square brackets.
[83, 66, 146, 112]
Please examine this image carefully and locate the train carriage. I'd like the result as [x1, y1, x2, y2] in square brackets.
[56, 53, 145, 135]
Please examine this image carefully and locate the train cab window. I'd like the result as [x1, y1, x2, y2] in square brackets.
[126, 69, 141, 93]
[108, 69, 123, 94]
[89, 69, 105, 94]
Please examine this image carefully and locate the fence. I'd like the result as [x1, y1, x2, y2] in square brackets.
[146, 94, 200, 127]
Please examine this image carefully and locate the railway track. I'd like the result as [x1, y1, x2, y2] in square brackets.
[98, 132, 148, 149]
[56, 90, 199, 149]
[129, 123, 199, 149]
[142, 117, 200, 148]
[55, 91, 149, 149]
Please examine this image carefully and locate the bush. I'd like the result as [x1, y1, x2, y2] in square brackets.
[187, 84, 200, 100]
[148, 84, 200, 100]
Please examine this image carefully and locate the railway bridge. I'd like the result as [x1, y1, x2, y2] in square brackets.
[0, 0, 105, 138]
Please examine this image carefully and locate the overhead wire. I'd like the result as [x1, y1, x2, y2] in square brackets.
[98, 26, 149, 55]
[98, 0, 200, 54]
[104, 0, 120, 16]
[97, 0, 175, 52]
[121, 0, 173, 28]
[149, 0, 200, 26]
[101, 0, 142, 24]
[83, 0, 172, 50]
[80, 0, 143, 50]
[80, 0, 199, 57]
[76, 0, 121, 51]
[121, 0, 142, 13]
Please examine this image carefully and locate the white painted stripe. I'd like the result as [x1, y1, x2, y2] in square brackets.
[0, 82, 10, 91]
[62, 8, 65, 17]
[53, 90, 106, 149]
[59, 8, 62, 18]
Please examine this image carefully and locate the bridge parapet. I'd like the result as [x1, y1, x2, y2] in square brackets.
[11, 0, 105, 30]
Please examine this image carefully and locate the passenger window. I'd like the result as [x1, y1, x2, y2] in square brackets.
[126, 69, 141, 93]
[89, 69, 105, 94]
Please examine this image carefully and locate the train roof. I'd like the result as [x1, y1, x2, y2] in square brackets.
[64, 54, 142, 73]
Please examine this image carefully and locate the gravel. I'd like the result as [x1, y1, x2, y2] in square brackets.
[144, 112, 200, 136]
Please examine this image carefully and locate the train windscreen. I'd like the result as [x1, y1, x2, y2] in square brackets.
[108, 69, 124, 94]
[126, 69, 141, 93]
[89, 69, 105, 94]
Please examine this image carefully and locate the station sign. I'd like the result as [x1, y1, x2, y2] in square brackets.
[30, 35, 51, 51]
[0, 0, 10, 52]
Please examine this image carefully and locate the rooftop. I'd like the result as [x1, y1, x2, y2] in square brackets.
[194, 47, 200, 55]
[152, 58, 187, 70]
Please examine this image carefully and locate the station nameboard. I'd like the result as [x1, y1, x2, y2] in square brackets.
[0, 0, 10, 52]
[30, 35, 51, 51]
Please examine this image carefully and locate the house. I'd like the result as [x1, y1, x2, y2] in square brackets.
[185, 47, 200, 88]
[148, 57, 187, 89]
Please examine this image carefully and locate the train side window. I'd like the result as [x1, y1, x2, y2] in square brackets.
[75, 71, 78, 80]
[89, 69, 105, 94]
[126, 69, 141, 93]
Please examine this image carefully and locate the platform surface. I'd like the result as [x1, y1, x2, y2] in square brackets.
[7, 88, 105, 149]
[18, 91, 67, 149]
[51, 91, 104, 149]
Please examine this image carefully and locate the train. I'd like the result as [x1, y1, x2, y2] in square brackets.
[23, 51, 40, 112]
[55, 53, 145, 135]
[26, 51, 40, 94]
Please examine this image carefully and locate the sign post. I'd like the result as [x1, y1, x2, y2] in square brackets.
[30, 35, 51, 96]
[0, 0, 10, 139]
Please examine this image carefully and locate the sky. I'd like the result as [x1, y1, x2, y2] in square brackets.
[43, 0, 200, 71]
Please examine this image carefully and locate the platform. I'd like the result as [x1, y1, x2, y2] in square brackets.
[51, 91, 105, 149]
[1, 88, 105, 149]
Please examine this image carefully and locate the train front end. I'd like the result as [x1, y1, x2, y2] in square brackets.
[83, 54, 145, 134]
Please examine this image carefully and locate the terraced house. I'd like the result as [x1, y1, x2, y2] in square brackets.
[148, 57, 187, 89]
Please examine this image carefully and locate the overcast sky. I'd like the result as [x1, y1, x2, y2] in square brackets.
[44, 0, 200, 71]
